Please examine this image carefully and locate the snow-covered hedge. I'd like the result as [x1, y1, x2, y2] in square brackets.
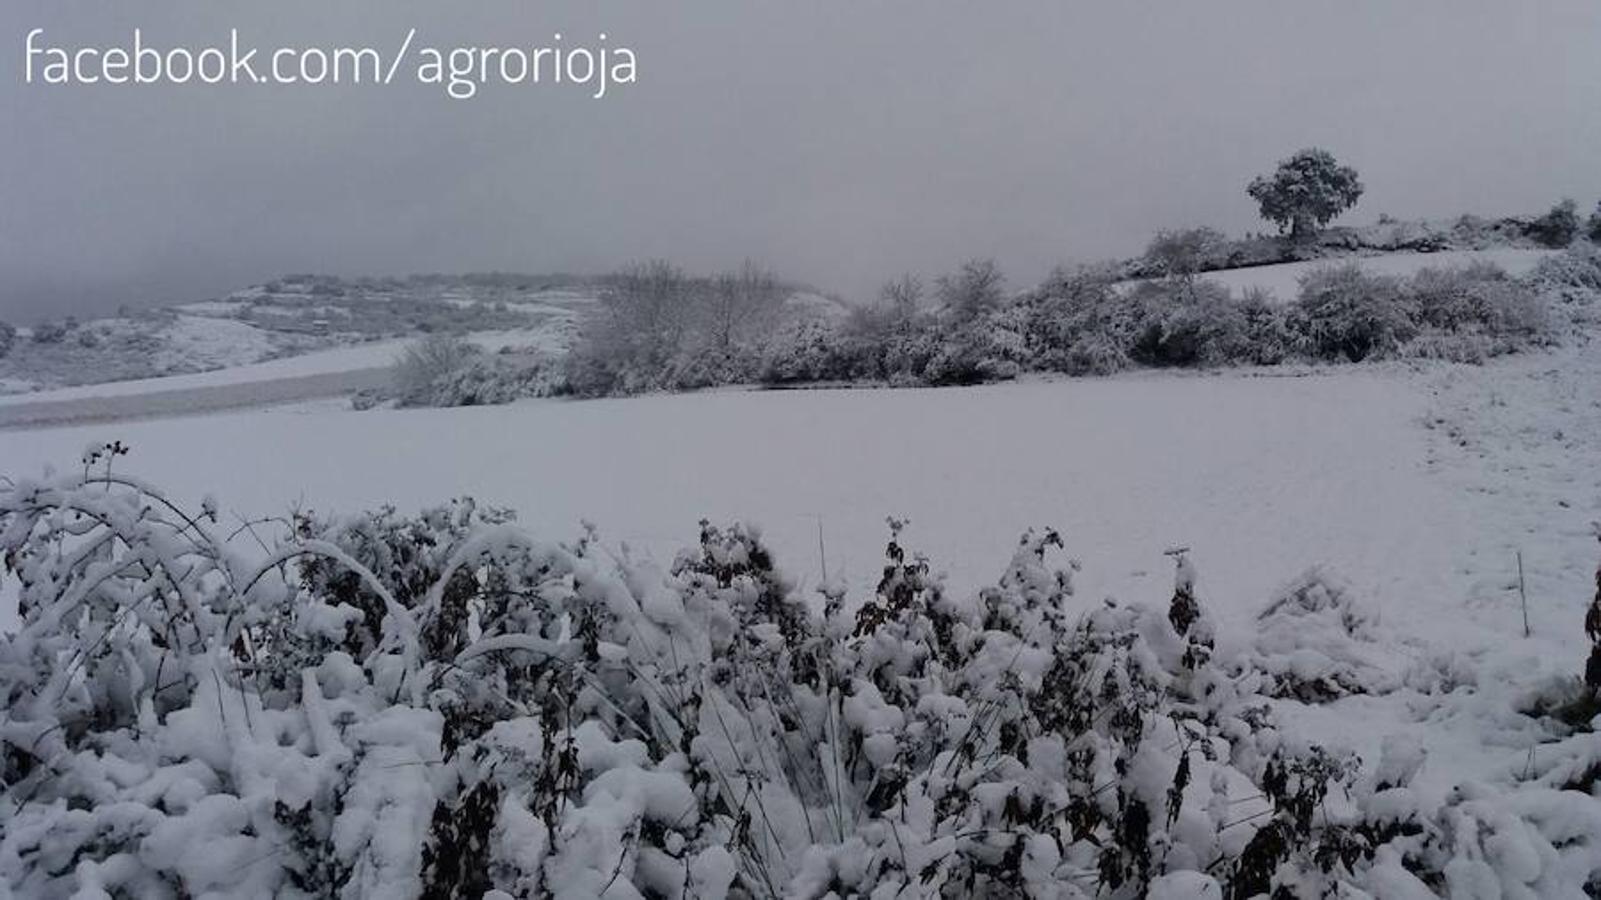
[368, 338, 560, 410]
[378, 246, 1598, 407]
[4, 457, 1601, 897]
[751, 254, 1558, 390]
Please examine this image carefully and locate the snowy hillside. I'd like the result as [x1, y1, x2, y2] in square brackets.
[1168, 248, 1559, 302]
[4, 244, 1601, 895]
[0, 276, 603, 396]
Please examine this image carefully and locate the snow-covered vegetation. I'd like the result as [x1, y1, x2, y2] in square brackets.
[7, 178, 1601, 895]
[4, 452, 1600, 897]
[0, 276, 598, 397]
[365, 241, 1594, 410]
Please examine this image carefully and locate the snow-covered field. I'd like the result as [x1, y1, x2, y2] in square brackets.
[0, 329, 571, 422]
[1194, 248, 1558, 301]
[0, 338, 413, 407]
[6, 346, 1596, 665]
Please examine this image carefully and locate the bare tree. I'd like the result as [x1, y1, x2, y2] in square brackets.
[597, 259, 691, 366]
[879, 273, 923, 329]
[935, 259, 1005, 322]
[702, 260, 785, 350]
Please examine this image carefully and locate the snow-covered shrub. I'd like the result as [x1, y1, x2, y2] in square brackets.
[1411, 262, 1543, 336]
[757, 318, 852, 385]
[756, 311, 939, 387]
[1125, 280, 1254, 368]
[384, 339, 559, 409]
[30, 318, 71, 345]
[0, 320, 14, 359]
[1529, 199, 1581, 249]
[392, 334, 482, 407]
[1019, 266, 1140, 375]
[1529, 243, 1601, 306]
[1294, 263, 1416, 361]
[1236, 287, 1305, 365]
[662, 343, 761, 391]
[1402, 262, 1548, 361]
[427, 353, 559, 407]
[1021, 270, 1297, 374]
[7, 459, 1601, 897]
[1249, 567, 1401, 701]
[919, 312, 1028, 385]
[1144, 227, 1229, 281]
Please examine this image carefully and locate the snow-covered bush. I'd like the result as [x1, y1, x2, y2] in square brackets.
[919, 313, 1028, 385]
[1411, 263, 1543, 335]
[427, 353, 559, 407]
[662, 343, 761, 391]
[392, 334, 482, 407]
[1403, 262, 1548, 361]
[30, 319, 72, 345]
[1248, 568, 1401, 702]
[1529, 199, 1581, 249]
[1124, 280, 1255, 368]
[1294, 263, 1416, 361]
[757, 318, 853, 385]
[383, 338, 560, 409]
[8, 459, 1601, 897]
[1529, 244, 1601, 306]
[1018, 265, 1140, 375]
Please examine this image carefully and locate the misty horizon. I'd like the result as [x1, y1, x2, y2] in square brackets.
[5, 0, 1601, 324]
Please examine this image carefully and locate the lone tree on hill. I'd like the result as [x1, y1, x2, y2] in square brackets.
[1247, 148, 1364, 241]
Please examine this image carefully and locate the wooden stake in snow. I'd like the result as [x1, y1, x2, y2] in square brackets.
[817, 517, 829, 584]
[1518, 550, 1530, 639]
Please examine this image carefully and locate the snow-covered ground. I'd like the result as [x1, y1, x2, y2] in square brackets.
[2, 349, 1591, 639]
[1, 280, 598, 396]
[0, 329, 566, 410]
[0, 369, 1439, 617]
[0, 338, 410, 407]
[1194, 248, 1558, 301]
[7, 339, 1599, 809]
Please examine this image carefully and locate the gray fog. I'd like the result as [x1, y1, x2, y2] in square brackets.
[3, 0, 1599, 323]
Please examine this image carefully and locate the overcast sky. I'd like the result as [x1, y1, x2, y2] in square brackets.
[3, 1, 1599, 322]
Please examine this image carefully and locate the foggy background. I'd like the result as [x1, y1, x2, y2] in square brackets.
[3, 0, 1599, 323]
